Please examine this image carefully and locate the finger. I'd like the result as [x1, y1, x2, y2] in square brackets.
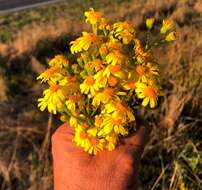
[51, 123, 74, 144]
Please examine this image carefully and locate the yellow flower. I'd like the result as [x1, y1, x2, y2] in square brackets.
[99, 44, 109, 57]
[37, 8, 173, 154]
[59, 76, 80, 95]
[84, 8, 103, 25]
[87, 59, 105, 72]
[165, 31, 177, 42]
[103, 64, 121, 77]
[94, 70, 108, 88]
[94, 115, 103, 127]
[105, 132, 118, 151]
[48, 55, 69, 68]
[92, 88, 115, 107]
[80, 75, 99, 96]
[38, 83, 66, 114]
[65, 93, 84, 114]
[37, 66, 61, 83]
[102, 100, 135, 122]
[37, 55, 69, 83]
[69, 115, 78, 128]
[122, 81, 136, 90]
[134, 63, 159, 82]
[108, 75, 118, 87]
[87, 137, 105, 155]
[74, 125, 91, 151]
[135, 82, 160, 108]
[134, 39, 153, 63]
[70, 32, 97, 54]
[160, 19, 174, 34]
[98, 18, 111, 31]
[74, 124, 105, 155]
[106, 50, 124, 65]
[98, 114, 128, 136]
[113, 22, 135, 44]
[146, 18, 155, 30]
[107, 41, 122, 51]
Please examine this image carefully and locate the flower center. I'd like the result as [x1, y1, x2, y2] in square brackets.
[95, 116, 103, 126]
[99, 46, 108, 54]
[82, 123, 89, 129]
[50, 84, 59, 92]
[145, 86, 157, 98]
[136, 65, 145, 76]
[90, 137, 98, 146]
[108, 76, 118, 87]
[104, 88, 115, 97]
[86, 33, 97, 43]
[109, 64, 121, 73]
[80, 131, 87, 139]
[85, 76, 95, 85]
[115, 102, 127, 113]
[113, 118, 123, 125]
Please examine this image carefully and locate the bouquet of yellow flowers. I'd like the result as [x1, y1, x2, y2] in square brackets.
[37, 8, 176, 155]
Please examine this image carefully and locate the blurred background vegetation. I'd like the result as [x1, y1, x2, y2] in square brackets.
[0, 0, 201, 189]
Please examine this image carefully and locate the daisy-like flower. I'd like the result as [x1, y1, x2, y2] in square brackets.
[135, 82, 161, 108]
[94, 115, 103, 127]
[103, 64, 121, 77]
[87, 137, 105, 155]
[38, 82, 66, 114]
[92, 88, 115, 107]
[37, 55, 69, 83]
[105, 132, 118, 151]
[113, 22, 135, 44]
[107, 41, 122, 51]
[80, 75, 100, 96]
[65, 93, 84, 114]
[160, 19, 174, 34]
[74, 125, 91, 152]
[102, 100, 135, 122]
[70, 32, 97, 54]
[37, 66, 61, 83]
[48, 55, 69, 68]
[87, 59, 105, 72]
[106, 50, 124, 65]
[103, 64, 126, 81]
[94, 70, 108, 88]
[84, 8, 103, 25]
[74, 124, 105, 155]
[59, 76, 80, 95]
[99, 44, 109, 57]
[98, 114, 128, 136]
[134, 63, 159, 82]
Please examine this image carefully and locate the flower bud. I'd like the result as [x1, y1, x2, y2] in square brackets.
[160, 19, 174, 34]
[146, 18, 155, 30]
[165, 31, 177, 41]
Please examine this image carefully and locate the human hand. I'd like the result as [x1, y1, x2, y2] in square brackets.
[52, 119, 151, 190]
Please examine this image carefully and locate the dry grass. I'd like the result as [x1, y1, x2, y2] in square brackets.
[0, 0, 201, 189]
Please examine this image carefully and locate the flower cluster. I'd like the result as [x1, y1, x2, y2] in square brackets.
[37, 8, 176, 155]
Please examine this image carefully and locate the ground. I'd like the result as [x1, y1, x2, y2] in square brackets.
[0, 0, 201, 189]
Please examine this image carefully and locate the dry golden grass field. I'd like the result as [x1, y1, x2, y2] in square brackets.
[0, 0, 201, 189]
